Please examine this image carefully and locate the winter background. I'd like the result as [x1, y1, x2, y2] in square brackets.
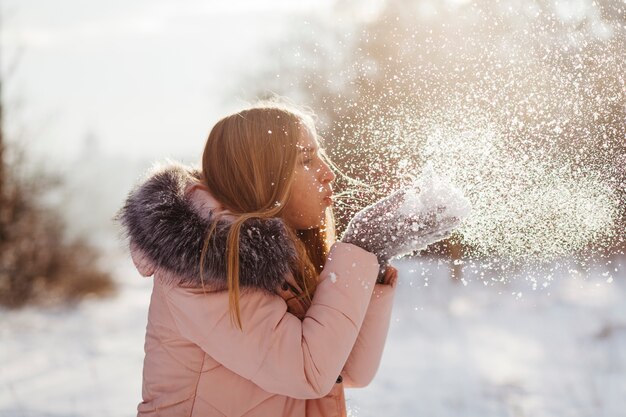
[1, 1, 625, 416]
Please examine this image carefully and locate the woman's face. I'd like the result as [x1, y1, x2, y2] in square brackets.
[282, 130, 336, 230]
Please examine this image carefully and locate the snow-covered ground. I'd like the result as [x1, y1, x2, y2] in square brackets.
[1, 251, 624, 417]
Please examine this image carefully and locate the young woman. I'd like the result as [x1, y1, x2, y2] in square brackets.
[118, 102, 462, 417]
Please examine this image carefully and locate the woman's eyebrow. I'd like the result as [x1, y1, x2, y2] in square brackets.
[297, 146, 317, 153]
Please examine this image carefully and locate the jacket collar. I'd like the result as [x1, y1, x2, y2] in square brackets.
[117, 163, 297, 293]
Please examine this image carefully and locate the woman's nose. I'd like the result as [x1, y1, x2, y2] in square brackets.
[319, 161, 336, 183]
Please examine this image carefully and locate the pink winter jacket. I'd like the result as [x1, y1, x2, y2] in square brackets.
[119, 165, 396, 417]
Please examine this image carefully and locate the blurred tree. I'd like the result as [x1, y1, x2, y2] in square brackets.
[1, 6, 8, 267]
[0, 8, 5, 243]
[0, 12, 115, 307]
[251, 0, 625, 263]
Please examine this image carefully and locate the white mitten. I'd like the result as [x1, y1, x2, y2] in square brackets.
[341, 164, 471, 275]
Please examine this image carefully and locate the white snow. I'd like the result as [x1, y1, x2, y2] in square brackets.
[329, 272, 338, 283]
[1, 252, 625, 417]
[400, 162, 472, 224]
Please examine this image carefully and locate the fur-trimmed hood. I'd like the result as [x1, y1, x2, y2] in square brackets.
[117, 164, 297, 293]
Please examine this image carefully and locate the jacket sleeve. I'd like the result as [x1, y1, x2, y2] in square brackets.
[341, 282, 395, 388]
[164, 242, 380, 399]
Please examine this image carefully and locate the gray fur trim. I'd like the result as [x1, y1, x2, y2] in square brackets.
[116, 164, 296, 293]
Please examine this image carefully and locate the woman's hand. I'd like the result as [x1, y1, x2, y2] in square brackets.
[378, 266, 398, 287]
[340, 169, 470, 274]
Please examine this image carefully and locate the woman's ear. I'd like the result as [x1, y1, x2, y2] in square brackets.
[186, 181, 233, 219]
[188, 179, 210, 192]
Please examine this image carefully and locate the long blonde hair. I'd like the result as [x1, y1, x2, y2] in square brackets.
[199, 102, 335, 329]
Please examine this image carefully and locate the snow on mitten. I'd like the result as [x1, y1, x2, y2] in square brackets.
[340, 164, 471, 279]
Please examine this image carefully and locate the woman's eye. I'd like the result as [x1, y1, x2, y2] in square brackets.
[302, 157, 313, 165]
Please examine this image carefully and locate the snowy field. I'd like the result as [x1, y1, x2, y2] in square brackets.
[1, 251, 624, 417]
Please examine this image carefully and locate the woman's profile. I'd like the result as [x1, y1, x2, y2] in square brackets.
[118, 100, 465, 416]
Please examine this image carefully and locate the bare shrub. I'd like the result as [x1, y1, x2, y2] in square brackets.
[0, 145, 115, 308]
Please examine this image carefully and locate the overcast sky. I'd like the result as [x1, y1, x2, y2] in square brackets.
[1, 0, 337, 162]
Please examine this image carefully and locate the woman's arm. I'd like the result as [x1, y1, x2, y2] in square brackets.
[341, 267, 396, 388]
[164, 242, 380, 399]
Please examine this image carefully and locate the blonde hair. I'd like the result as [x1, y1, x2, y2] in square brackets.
[199, 101, 335, 329]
